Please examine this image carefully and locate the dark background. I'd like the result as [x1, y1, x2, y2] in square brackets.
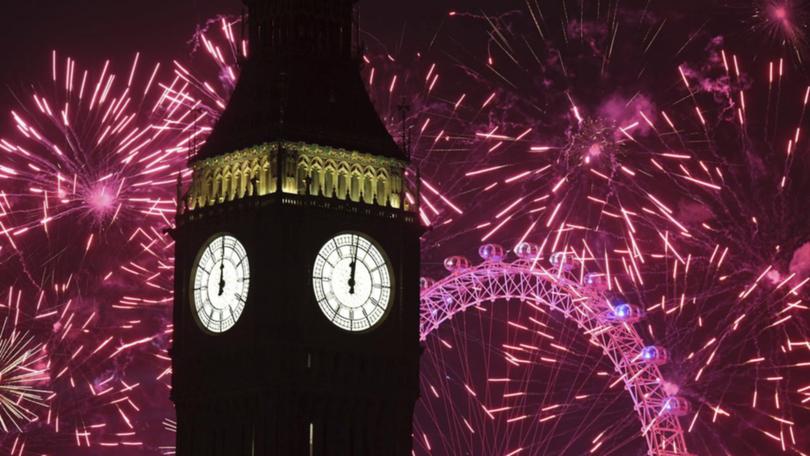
[3, 1, 808, 455]
[0, 0, 750, 108]
[0, 0, 499, 107]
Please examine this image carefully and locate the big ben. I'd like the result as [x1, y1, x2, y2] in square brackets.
[170, 1, 422, 454]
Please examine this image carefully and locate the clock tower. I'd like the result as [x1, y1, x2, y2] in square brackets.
[170, 1, 422, 455]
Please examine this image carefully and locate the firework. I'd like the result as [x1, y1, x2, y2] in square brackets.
[0, 317, 49, 433]
[749, 0, 810, 62]
[648, 45, 810, 454]
[410, 2, 810, 454]
[2, 3, 809, 455]
[0, 50, 197, 291]
[0, 48, 206, 454]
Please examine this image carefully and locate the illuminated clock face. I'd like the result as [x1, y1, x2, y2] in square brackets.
[312, 233, 392, 332]
[191, 234, 250, 333]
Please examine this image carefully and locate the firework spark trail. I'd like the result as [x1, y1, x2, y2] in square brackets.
[0, 48, 204, 450]
[650, 46, 810, 455]
[0, 282, 156, 452]
[407, 2, 810, 454]
[2, 3, 808, 455]
[0, 15, 466, 453]
[174, 7, 810, 455]
[0, 315, 50, 433]
[0, 50, 198, 278]
[748, 0, 810, 63]
[7, 211, 184, 454]
[0, 50, 211, 454]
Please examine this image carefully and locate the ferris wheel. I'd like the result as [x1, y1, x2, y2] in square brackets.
[417, 242, 692, 456]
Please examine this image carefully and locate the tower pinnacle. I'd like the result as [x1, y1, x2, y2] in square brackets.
[244, 0, 360, 61]
[195, 0, 404, 162]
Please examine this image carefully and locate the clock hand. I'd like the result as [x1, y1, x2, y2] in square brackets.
[348, 235, 358, 294]
[217, 239, 226, 296]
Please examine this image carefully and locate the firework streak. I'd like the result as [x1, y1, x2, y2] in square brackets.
[1, 4, 809, 455]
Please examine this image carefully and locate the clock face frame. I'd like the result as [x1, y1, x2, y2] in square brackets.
[312, 232, 393, 332]
[190, 233, 250, 334]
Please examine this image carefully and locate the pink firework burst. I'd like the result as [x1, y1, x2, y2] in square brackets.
[409, 2, 810, 455]
[0, 51, 205, 287]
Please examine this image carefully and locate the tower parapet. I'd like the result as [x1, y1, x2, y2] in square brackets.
[183, 142, 410, 214]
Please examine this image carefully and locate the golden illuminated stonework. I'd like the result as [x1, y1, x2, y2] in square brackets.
[183, 142, 409, 212]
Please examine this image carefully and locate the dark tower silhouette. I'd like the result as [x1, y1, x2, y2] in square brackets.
[171, 1, 422, 455]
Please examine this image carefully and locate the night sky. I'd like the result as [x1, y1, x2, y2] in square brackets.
[1, 1, 765, 97]
[0, 0, 794, 113]
[0, 0, 476, 95]
[3, 0, 810, 455]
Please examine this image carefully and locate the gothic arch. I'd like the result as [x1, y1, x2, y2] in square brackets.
[323, 161, 338, 197]
[336, 163, 351, 199]
[250, 163, 261, 196]
[296, 162, 309, 195]
[375, 169, 389, 206]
